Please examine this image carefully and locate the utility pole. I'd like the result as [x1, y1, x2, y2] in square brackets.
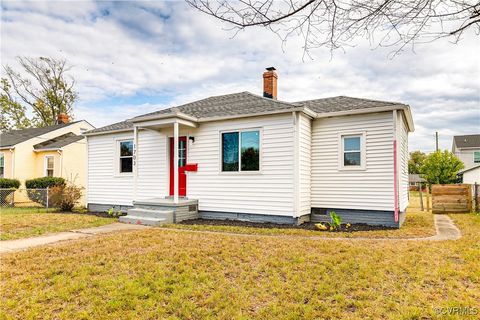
[435, 132, 439, 151]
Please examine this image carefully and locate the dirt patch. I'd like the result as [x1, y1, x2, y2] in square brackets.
[178, 219, 396, 232]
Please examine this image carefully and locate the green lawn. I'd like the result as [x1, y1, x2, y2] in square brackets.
[0, 207, 115, 240]
[1, 211, 479, 319]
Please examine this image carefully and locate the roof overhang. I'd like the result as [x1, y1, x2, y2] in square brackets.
[33, 148, 63, 152]
[131, 111, 198, 123]
[83, 128, 134, 137]
[0, 146, 15, 151]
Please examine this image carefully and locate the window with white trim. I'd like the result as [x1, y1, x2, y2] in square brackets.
[0, 153, 4, 178]
[342, 135, 362, 167]
[45, 156, 54, 177]
[222, 130, 260, 172]
[119, 140, 133, 173]
[474, 151, 480, 164]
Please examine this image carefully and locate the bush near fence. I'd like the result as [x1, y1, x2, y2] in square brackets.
[0, 178, 21, 205]
[432, 184, 472, 214]
[25, 177, 65, 206]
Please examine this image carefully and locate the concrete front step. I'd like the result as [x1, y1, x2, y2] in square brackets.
[119, 215, 169, 226]
[127, 208, 174, 220]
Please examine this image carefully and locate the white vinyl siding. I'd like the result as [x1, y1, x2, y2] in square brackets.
[398, 111, 409, 212]
[187, 114, 295, 216]
[87, 130, 168, 206]
[87, 114, 295, 216]
[298, 113, 311, 217]
[311, 112, 395, 211]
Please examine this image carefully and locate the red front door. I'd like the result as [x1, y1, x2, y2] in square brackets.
[169, 136, 187, 196]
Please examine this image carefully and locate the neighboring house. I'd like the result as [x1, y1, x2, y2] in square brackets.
[457, 165, 480, 184]
[85, 68, 414, 227]
[409, 174, 425, 190]
[0, 115, 94, 204]
[452, 134, 480, 170]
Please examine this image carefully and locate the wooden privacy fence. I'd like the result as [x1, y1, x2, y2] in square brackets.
[432, 184, 472, 214]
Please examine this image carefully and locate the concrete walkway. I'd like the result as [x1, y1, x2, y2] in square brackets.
[0, 215, 461, 254]
[0, 223, 149, 254]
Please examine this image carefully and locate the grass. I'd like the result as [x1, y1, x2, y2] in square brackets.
[1, 209, 479, 319]
[0, 207, 115, 240]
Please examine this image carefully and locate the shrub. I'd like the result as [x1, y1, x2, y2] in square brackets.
[25, 177, 65, 189]
[0, 178, 21, 189]
[0, 178, 20, 204]
[49, 182, 83, 212]
[25, 177, 65, 206]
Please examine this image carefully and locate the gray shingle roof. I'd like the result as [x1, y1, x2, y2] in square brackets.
[33, 132, 84, 150]
[85, 92, 408, 135]
[85, 121, 133, 135]
[409, 174, 426, 183]
[454, 134, 480, 149]
[134, 92, 300, 120]
[294, 96, 405, 113]
[0, 122, 80, 148]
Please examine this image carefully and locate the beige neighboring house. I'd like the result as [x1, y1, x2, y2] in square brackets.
[452, 134, 480, 170]
[0, 115, 94, 205]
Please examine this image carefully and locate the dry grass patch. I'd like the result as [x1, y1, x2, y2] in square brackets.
[1, 213, 478, 319]
[0, 207, 114, 240]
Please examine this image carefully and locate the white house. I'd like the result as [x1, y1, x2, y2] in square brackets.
[452, 134, 480, 170]
[85, 68, 414, 227]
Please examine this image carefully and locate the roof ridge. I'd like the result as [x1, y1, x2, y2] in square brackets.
[294, 95, 406, 106]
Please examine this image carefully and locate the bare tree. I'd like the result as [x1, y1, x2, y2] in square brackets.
[1, 57, 77, 131]
[187, 0, 480, 57]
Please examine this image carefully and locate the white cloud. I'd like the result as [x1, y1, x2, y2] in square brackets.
[1, 0, 479, 151]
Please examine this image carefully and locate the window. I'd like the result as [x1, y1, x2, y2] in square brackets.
[341, 134, 364, 168]
[45, 156, 54, 177]
[0, 153, 4, 178]
[222, 130, 260, 172]
[119, 140, 133, 173]
[179, 139, 186, 167]
[474, 151, 480, 163]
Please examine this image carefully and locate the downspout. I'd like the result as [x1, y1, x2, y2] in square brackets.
[133, 125, 138, 202]
[292, 111, 300, 220]
[57, 149, 63, 179]
[392, 110, 399, 223]
[10, 148, 15, 178]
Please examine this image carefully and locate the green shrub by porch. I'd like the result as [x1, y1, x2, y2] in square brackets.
[0, 178, 21, 204]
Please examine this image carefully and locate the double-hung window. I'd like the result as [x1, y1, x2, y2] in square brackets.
[45, 156, 54, 177]
[474, 151, 480, 164]
[0, 153, 4, 178]
[119, 140, 133, 173]
[340, 133, 365, 169]
[222, 130, 260, 172]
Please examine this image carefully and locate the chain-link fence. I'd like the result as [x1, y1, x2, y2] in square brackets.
[0, 188, 51, 208]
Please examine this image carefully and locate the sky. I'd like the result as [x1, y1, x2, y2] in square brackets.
[1, 0, 479, 152]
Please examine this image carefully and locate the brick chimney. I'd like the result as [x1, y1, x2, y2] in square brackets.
[263, 67, 277, 99]
[56, 113, 70, 124]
